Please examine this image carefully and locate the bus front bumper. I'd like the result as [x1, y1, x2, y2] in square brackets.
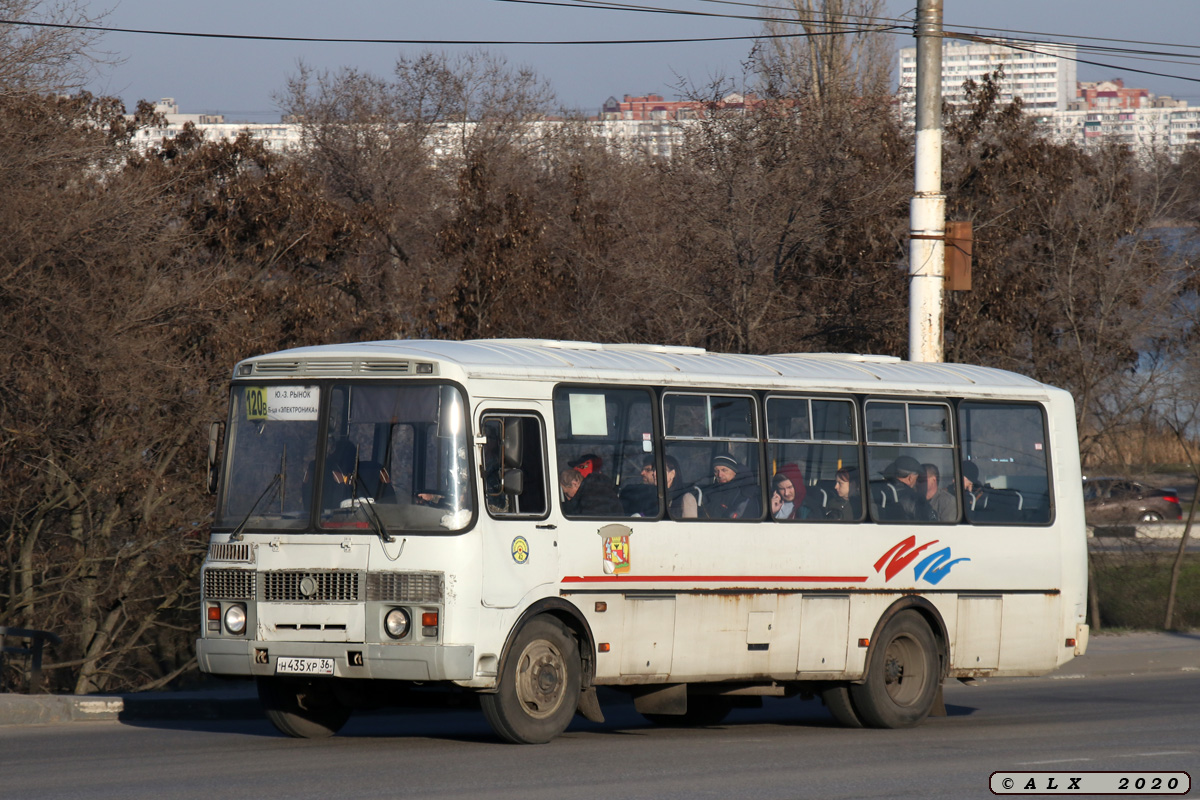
[197, 638, 476, 682]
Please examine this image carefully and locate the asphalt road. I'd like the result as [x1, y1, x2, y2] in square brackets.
[3, 668, 1197, 800]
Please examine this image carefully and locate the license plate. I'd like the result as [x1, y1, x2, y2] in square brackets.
[275, 657, 335, 676]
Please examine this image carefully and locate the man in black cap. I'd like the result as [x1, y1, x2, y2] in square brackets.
[881, 455, 936, 522]
[704, 454, 761, 519]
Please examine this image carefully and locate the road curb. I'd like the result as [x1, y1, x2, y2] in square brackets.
[0, 686, 261, 727]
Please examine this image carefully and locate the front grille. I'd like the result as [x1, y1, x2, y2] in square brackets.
[208, 543, 255, 563]
[262, 570, 361, 602]
[204, 569, 256, 600]
[368, 571, 444, 603]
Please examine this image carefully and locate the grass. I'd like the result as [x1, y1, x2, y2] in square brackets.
[1090, 551, 1200, 631]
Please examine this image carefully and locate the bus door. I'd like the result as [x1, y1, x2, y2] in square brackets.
[477, 407, 555, 608]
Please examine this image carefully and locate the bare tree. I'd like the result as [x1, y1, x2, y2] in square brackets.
[942, 76, 1199, 462]
[758, 0, 893, 104]
[0, 0, 116, 95]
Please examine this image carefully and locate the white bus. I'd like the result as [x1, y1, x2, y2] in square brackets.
[198, 339, 1089, 743]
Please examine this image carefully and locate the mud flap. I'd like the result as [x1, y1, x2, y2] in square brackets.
[632, 683, 687, 715]
[930, 683, 947, 717]
[576, 685, 605, 723]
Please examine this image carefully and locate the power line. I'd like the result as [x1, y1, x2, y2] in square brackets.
[492, 0, 902, 34]
[492, 1, 1200, 86]
[949, 33, 1200, 86]
[943, 22, 1200, 56]
[2, 5, 1199, 88]
[0, 16, 900, 46]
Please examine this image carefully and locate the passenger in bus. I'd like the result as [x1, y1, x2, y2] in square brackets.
[770, 465, 806, 520]
[704, 454, 761, 519]
[621, 454, 699, 518]
[662, 455, 699, 519]
[921, 462, 957, 521]
[824, 467, 861, 520]
[880, 456, 935, 522]
[560, 454, 623, 516]
[618, 455, 661, 516]
[961, 460, 985, 510]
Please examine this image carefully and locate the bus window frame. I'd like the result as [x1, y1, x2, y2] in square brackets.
[553, 384, 661, 521]
[764, 393, 864, 523]
[956, 398, 1056, 527]
[661, 390, 765, 522]
[480, 409, 552, 521]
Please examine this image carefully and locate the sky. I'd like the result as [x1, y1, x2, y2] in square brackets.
[68, 0, 1200, 122]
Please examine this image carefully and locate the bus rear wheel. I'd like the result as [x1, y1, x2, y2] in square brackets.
[257, 676, 351, 738]
[481, 616, 581, 744]
[820, 684, 865, 728]
[849, 611, 940, 729]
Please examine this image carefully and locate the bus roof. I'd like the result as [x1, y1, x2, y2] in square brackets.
[237, 339, 1055, 395]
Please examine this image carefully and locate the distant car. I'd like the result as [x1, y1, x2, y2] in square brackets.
[1082, 477, 1182, 524]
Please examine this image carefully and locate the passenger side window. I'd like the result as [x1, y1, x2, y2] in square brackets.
[553, 387, 654, 518]
[958, 402, 1052, 524]
[662, 393, 763, 521]
[765, 396, 862, 522]
[864, 400, 957, 523]
[480, 414, 547, 518]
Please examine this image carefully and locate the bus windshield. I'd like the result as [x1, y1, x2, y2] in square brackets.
[215, 383, 474, 533]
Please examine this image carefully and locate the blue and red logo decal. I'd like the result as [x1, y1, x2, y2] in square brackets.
[875, 535, 969, 585]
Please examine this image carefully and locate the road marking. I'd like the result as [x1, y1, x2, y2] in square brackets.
[1017, 758, 1094, 765]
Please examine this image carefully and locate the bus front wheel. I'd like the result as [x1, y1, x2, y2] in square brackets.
[257, 676, 351, 738]
[849, 611, 940, 729]
[481, 616, 581, 744]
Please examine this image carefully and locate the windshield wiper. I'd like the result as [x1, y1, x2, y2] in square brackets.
[351, 470, 395, 544]
[229, 470, 282, 542]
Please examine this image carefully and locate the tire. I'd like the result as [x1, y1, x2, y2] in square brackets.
[849, 610, 940, 729]
[256, 676, 351, 738]
[481, 616, 581, 744]
[820, 683, 865, 728]
[1138, 511, 1162, 522]
[642, 695, 734, 727]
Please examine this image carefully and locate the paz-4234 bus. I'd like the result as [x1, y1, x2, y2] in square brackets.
[198, 339, 1089, 743]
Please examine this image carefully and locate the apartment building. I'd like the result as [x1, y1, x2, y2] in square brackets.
[898, 39, 1078, 117]
[1046, 102, 1200, 155]
[128, 98, 302, 152]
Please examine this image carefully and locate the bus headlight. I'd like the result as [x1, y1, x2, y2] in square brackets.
[385, 608, 410, 639]
[224, 604, 247, 635]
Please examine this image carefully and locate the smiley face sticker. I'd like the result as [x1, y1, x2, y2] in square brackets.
[511, 536, 529, 564]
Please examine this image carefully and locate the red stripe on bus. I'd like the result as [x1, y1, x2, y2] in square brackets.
[560, 575, 869, 583]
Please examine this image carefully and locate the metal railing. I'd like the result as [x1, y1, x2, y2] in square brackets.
[0, 626, 61, 694]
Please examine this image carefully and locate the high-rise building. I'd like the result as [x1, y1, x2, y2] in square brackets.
[898, 39, 1078, 118]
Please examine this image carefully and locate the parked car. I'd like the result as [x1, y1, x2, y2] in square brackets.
[1082, 477, 1182, 524]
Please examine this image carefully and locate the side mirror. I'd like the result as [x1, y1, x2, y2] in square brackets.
[503, 418, 523, 468]
[206, 421, 224, 495]
[501, 468, 525, 496]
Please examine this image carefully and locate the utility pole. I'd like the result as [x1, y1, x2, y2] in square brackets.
[908, 0, 945, 363]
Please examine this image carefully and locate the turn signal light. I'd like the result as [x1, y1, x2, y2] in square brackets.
[598, 643, 611, 653]
[1065, 638, 1077, 647]
[858, 638, 870, 648]
[422, 612, 438, 627]
[207, 605, 221, 621]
